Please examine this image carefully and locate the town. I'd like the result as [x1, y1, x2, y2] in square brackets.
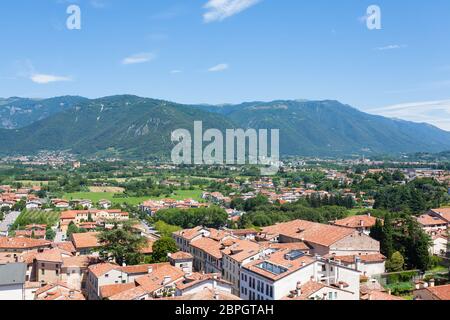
[0, 155, 448, 301]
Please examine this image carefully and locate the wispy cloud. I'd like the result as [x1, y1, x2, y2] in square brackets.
[170, 70, 182, 74]
[208, 63, 229, 72]
[30, 74, 72, 84]
[203, 0, 261, 23]
[368, 99, 450, 131]
[122, 53, 156, 65]
[375, 44, 407, 51]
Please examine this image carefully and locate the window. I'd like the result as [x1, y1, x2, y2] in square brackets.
[328, 292, 333, 300]
[41, 269, 45, 275]
[105, 274, 109, 278]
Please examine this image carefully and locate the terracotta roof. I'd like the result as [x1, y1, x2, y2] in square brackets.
[175, 273, 231, 291]
[243, 249, 316, 281]
[88, 263, 118, 277]
[262, 220, 355, 247]
[221, 239, 261, 263]
[333, 215, 379, 229]
[108, 286, 149, 301]
[35, 248, 71, 263]
[190, 237, 223, 260]
[120, 264, 153, 275]
[429, 208, 450, 222]
[164, 288, 240, 300]
[174, 226, 206, 241]
[417, 214, 447, 226]
[135, 263, 185, 293]
[363, 290, 405, 300]
[423, 284, 450, 300]
[35, 281, 85, 300]
[0, 237, 52, 250]
[139, 239, 154, 254]
[62, 255, 92, 268]
[100, 283, 136, 299]
[332, 253, 386, 264]
[169, 251, 193, 260]
[53, 242, 76, 253]
[71, 232, 101, 250]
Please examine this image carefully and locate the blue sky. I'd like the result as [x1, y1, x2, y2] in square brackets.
[1, 0, 450, 129]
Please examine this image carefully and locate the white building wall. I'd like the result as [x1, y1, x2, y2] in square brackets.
[0, 284, 24, 300]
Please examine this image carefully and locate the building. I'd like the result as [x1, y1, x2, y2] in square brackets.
[168, 251, 194, 273]
[417, 213, 448, 234]
[0, 237, 52, 254]
[261, 220, 380, 256]
[328, 253, 386, 277]
[0, 263, 27, 300]
[174, 273, 233, 297]
[414, 282, 450, 300]
[240, 248, 360, 300]
[70, 232, 101, 255]
[332, 215, 379, 235]
[34, 282, 85, 300]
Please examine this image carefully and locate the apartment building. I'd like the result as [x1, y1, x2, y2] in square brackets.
[240, 249, 360, 300]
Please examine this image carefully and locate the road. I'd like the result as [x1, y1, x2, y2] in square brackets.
[0, 211, 21, 236]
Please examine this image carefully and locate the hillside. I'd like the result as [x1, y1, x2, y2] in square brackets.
[0, 96, 88, 129]
[1, 95, 450, 158]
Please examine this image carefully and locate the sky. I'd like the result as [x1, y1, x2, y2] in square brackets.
[0, 0, 450, 130]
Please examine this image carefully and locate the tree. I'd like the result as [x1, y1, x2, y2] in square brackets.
[45, 227, 56, 241]
[98, 222, 146, 266]
[387, 251, 404, 272]
[66, 222, 79, 238]
[150, 237, 178, 263]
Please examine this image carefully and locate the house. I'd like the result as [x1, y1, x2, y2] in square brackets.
[282, 280, 357, 301]
[70, 232, 101, 255]
[417, 213, 448, 233]
[25, 200, 43, 210]
[429, 231, 448, 256]
[168, 251, 193, 273]
[221, 238, 264, 295]
[174, 273, 233, 297]
[0, 263, 27, 300]
[34, 248, 73, 285]
[0, 237, 52, 254]
[52, 199, 70, 209]
[34, 281, 85, 300]
[98, 199, 112, 209]
[261, 220, 380, 256]
[328, 253, 386, 277]
[414, 282, 450, 300]
[167, 287, 240, 300]
[428, 208, 450, 224]
[88, 262, 186, 300]
[15, 224, 47, 239]
[240, 249, 360, 300]
[332, 215, 379, 235]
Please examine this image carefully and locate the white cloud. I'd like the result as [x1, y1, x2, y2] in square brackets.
[208, 63, 229, 72]
[203, 0, 261, 23]
[30, 74, 72, 84]
[170, 70, 182, 74]
[375, 44, 407, 51]
[368, 99, 450, 131]
[122, 53, 156, 65]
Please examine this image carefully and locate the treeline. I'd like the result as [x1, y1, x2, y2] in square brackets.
[154, 206, 228, 229]
[374, 178, 449, 214]
[233, 195, 348, 228]
[370, 213, 433, 271]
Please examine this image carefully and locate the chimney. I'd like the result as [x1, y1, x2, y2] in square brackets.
[296, 282, 302, 297]
[354, 256, 361, 271]
[214, 290, 220, 300]
[360, 220, 364, 227]
[69, 290, 75, 298]
[147, 266, 153, 274]
[429, 279, 435, 287]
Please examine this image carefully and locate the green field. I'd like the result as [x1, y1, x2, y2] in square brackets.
[63, 189, 204, 206]
[11, 210, 60, 230]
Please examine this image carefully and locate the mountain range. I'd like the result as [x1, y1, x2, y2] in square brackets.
[1, 95, 450, 159]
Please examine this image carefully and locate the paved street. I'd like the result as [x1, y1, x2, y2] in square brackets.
[0, 211, 21, 236]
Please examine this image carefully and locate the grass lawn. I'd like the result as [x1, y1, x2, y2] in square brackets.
[63, 189, 204, 206]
